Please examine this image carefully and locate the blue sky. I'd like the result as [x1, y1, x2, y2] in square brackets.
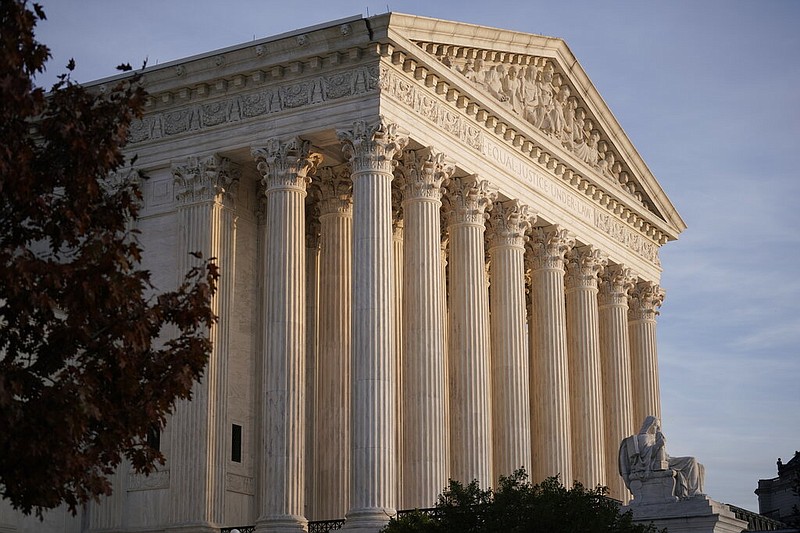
[34, 0, 799, 512]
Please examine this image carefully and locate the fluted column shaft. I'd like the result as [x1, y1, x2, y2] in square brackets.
[305, 226, 320, 521]
[628, 281, 666, 426]
[392, 219, 404, 507]
[397, 148, 452, 508]
[445, 176, 495, 488]
[488, 200, 533, 479]
[565, 246, 606, 490]
[252, 139, 322, 532]
[527, 225, 575, 484]
[598, 264, 635, 503]
[314, 168, 353, 520]
[171, 155, 239, 529]
[338, 120, 407, 531]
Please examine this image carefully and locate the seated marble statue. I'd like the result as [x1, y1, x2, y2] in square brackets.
[619, 416, 705, 501]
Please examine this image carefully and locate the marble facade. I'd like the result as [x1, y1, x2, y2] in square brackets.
[0, 12, 687, 533]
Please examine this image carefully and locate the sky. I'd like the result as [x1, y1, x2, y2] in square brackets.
[32, 0, 799, 513]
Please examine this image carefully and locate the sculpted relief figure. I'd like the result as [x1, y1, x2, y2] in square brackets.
[619, 416, 706, 503]
[460, 59, 478, 82]
[448, 53, 645, 199]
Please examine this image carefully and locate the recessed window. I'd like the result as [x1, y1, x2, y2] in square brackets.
[147, 426, 161, 451]
[231, 424, 242, 463]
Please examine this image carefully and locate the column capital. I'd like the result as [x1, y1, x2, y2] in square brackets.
[172, 154, 240, 206]
[565, 245, 607, 290]
[487, 199, 535, 249]
[628, 281, 666, 322]
[525, 225, 575, 271]
[444, 175, 496, 227]
[598, 264, 636, 307]
[251, 137, 323, 194]
[336, 117, 408, 175]
[314, 165, 353, 217]
[396, 147, 455, 202]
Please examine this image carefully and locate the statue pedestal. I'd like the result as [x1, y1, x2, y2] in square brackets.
[628, 469, 678, 507]
[622, 496, 748, 533]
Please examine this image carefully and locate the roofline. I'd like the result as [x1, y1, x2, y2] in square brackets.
[83, 14, 365, 87]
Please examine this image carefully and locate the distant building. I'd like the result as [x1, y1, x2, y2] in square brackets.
[757, 451, 800, 528]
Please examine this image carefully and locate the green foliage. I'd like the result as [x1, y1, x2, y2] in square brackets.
[383, 470, 662, 533]
[0, 0, 218, 517]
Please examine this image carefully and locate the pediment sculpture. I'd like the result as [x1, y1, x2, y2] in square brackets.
[425, 45, 648, 208]
[619, 416, 706, 506]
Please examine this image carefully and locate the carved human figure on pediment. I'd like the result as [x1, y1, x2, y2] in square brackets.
[611, 161, 623, 179]
[547, 84, 570, 139]
[532, 63, 555, 130]
[461, 59, 478, 82]
[562, 97, 578, 149]
[574, 129, 601, 168]
[619, 416, 706, 502]
[570, 107, 588, 148]
[503, 66, 524, 114]
[597, 141, 610, 175]
[486, 65, 507, 102]
[520, 66, 540, 124]
[600, 148, 618, 181]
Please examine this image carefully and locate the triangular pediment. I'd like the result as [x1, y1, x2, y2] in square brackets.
[378, 13, 685, 238]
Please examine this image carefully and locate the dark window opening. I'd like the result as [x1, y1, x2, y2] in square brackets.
[231, 424, 242, 463]
[147, 426, 161, 451]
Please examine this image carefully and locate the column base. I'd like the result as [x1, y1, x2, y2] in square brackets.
[255, 514, 308, 533]
[342, 508, 396, 532]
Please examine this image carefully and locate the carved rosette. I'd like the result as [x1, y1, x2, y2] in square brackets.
[525, 225, 575, 271]
[487, 200, 535, 249]
[598, 264, 636, 307]
[336, 118, 408, 175]
[314, 165, 353, 217]
[172, 154, 240, 206]
[445, 176, 496, 227]
[396, 147, 455, 202]
[628, 281, 666, 322]
[565, 246, 607, 290]
[251, 137, 322, 194]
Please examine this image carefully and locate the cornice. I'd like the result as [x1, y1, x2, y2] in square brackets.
[89, 15, 368, 95]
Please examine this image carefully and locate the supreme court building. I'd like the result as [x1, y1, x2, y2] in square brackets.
[0, 12, 687, 533]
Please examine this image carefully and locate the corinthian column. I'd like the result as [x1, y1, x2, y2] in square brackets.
[391, 199, 404, 508]
[564, 246, 607, 490]
[313, 166, 353, 520]
[445, 176, 495, 488]
[337, 119, 408, 531]
[305, 209, 320, 521]
[396, 147, 453, 508]
[487, 200, 534, 480]
[526, 225, 575, 484]
[628, 281, 666, 426]
[171, 154, 239, 531]
[251, 138, 322, 532]
[598, 264, 635, 502]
